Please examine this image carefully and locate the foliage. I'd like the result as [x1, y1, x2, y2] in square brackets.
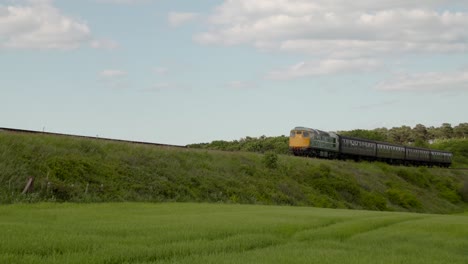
[263, 152, 279, 169]
[394, 168, 430, 188]
[431, 138, 468, 167]
[360, 191, 388, 211]
[386, 189, 421, 209]
[189, 135, 289, 154]
[338, 129, 387, 141]
[0, 132, 466, 214]
[339, 123, 468, 146]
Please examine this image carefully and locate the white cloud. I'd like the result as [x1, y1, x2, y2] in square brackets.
[195, 0, 468, 78]
[100, 70, 127, 78]
[267, 59, 381, 79]
[376, 71, 468, 92]
[168, 12, 199, 27]
[90, 38, 119, 50]
[197, 2, 468, 55]
[0, 0, 91, 50]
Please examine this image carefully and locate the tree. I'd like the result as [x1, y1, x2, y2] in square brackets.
[454, 123, 468, 138]
[412, 124, 428, 142]
[389, 126, 412, 144]
[338, 129, 387, 141]
[426, 126, 437, 141]
[439, 123, 454, 139]
[373, 127, 390, 142]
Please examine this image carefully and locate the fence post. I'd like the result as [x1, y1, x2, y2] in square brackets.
[22, 177, 35, 194]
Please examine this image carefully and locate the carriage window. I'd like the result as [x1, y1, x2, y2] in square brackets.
[303, 132, 309, 137]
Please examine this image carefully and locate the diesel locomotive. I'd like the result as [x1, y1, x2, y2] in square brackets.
[289, 127, 452, 167]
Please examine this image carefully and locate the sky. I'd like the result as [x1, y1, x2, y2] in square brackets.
[1, 0, 467, 145]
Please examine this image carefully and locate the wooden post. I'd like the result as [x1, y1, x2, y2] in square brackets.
[22, 177, 35, 194]
[85, 183, 89, 195]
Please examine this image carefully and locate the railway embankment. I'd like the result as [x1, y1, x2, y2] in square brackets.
[0, 131, 467, 213]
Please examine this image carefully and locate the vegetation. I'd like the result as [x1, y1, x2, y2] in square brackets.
[0, 203, 467, 264]
[431, 139, 468, 167]
[189, 135, 289, 154]
[340, 123, 468, 145]
[189, 123, 468, 168]
[0, 132, 466, 214]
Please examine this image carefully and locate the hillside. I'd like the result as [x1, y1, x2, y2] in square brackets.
[0, 132, 467, 213]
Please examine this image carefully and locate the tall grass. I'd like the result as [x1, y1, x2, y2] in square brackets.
[0, 132, 466, 213]
[0, 203, 467, 264]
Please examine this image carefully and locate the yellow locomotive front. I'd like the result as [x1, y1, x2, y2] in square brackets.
[289, 127, 340, 157]
[289, 128, 311, 155]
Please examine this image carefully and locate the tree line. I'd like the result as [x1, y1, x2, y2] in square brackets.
[188, 135, 290, 154]
[188, 123, 468, 153]
[340, 123, 468, 147]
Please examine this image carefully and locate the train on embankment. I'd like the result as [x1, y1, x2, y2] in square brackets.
[289, 127, 452, 167]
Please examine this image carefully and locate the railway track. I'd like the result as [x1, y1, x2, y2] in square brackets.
[0, 127, 187, 149]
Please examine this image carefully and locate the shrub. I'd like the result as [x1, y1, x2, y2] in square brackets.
[263, 152, 278, 169]
[310, 176, 361, 204]
[386, 188, 421, 209]
[361, 191, 388, 211]
[439, 189, 461, 203]
[432, 177, 462, 203]
[395, 168, 429, 188]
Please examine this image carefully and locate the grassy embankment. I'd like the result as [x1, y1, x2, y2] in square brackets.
[0, 203, 467, 263]
[0, 132, 467, 213]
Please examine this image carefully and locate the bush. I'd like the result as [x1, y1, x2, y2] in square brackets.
[433, 177, 462, 203]
[386, 189, 421, 209]
[263, 152, 278, 169]
[395, 168, 429, 188]
[310, 176, 361, 204]
[439, 189, 461, 203]
[361, 192, 388, 211]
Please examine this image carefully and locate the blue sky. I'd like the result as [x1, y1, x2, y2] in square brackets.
[1, 0, 467, 145]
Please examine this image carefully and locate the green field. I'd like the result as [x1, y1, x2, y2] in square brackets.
[0, 203, 467, 263]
